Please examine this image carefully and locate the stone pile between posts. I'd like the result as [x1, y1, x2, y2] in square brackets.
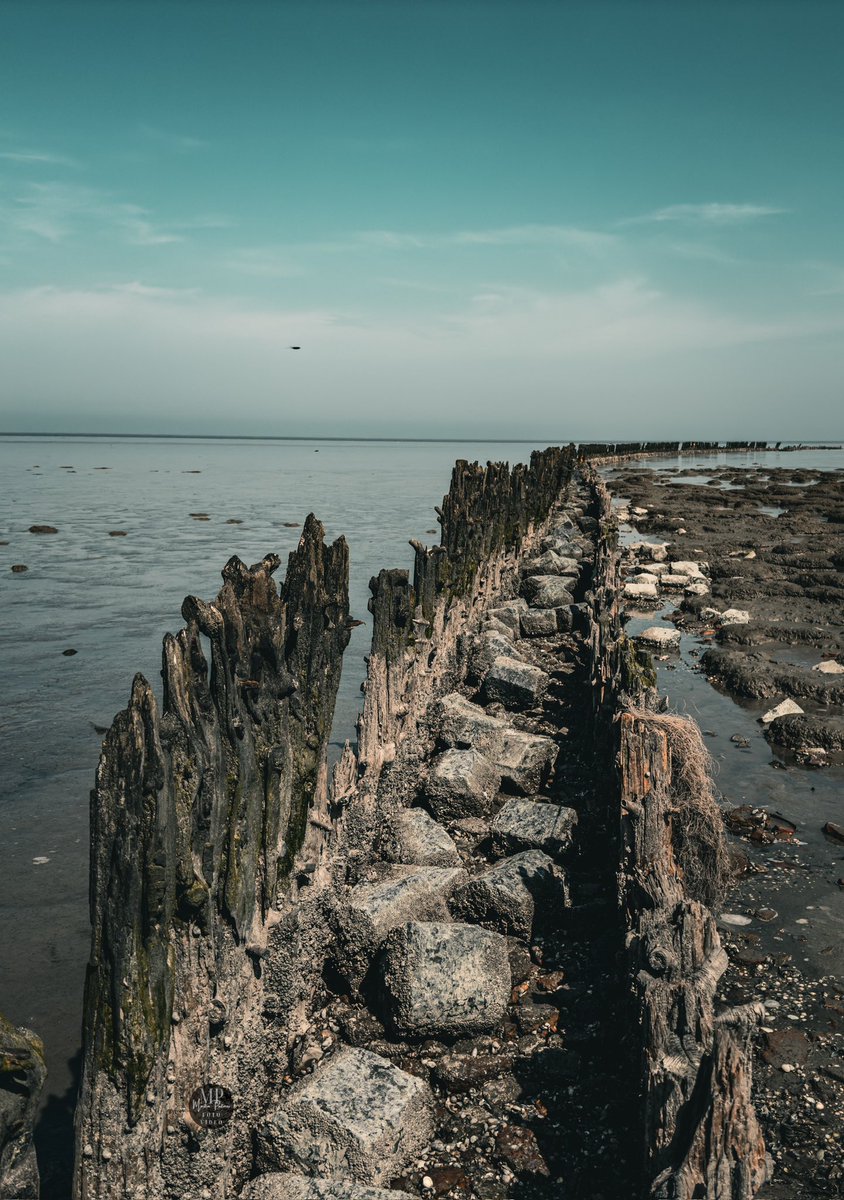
[0, 444, 767, 1200]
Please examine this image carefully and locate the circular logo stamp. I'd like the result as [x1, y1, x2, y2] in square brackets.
[189, 1083, 234, 1131]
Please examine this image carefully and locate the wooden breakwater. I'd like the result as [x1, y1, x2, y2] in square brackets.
[582, 465, 768, 1198]
[0, 441, 768, 1200]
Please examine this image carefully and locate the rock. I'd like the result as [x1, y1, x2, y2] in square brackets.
[623, 582, 658, 600]
[485, 600, 526, 634]
[761, 698, 804, 724]
[514, 1003, 559, 1034]
[431, 1045, 516, 1092]
[719, 608, 751, 625]
[660, 573, 691, 589]
[480, 656, 550, 710]
[469, 631, 522, 683]
[383, 809, 462, 868]
[0, 1012, 46, 1200]
[28, 525, 57, 534]
[425, 748, 501, 820]
[241, 1174, 415, 1199]
[519, 550, 580, 577]
[540, 534, 582, 559]
[432, 695, 557, 794]
[420, 1167, 470, 1195]
[520, 574, 576, 608]
[10, 565, 28, 573]
[762, 1028, 809, 1069]
[489, 798, 577, 858]
[108, 530, 127, 537]
[685, 581, 710, 596]
[449, 850, 567, 940]
[62, 648, 78, 657]
[813, 659, 844, 674]
[494, 1125, 549, 1176]
[823, 821, 844, 844]
[519, 607, 571, 637]
[380, 922, 511, 1036]
[628, 540, 668, 562]
[337, 866, 466, 982]
[256, 1047, 433, 1184]
[718, 913, 753, 927]
[671, 560, 705, 577]
[633, 572, 660, 586]
[635, 626, 681, 650]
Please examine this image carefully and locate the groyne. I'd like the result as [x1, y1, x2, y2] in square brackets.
[1, 443, 767, 1200]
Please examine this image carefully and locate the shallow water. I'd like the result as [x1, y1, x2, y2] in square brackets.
[0, 434, 549, 1113]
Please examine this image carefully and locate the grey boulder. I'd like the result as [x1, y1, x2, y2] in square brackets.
[382, 808, 461, 868]
[519, 550, 580, 577]
[431, 695, 557, 794]
[521, 575, 576, 609]
[480, 655, 550, 710]
[241, 1176, 414, 1200]
[490, 798, 577, 859]
[256, 1047, 433, 1183]
[449, 850, 568, 940]
[425, 748, 501, 820]
[380, 921, 511, 1036]
[520, 607, 572, 637]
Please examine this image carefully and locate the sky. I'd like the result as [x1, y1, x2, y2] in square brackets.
[1, 0, 842, 440]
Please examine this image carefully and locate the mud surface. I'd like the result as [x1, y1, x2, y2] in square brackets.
[608, 456, 844, 1198]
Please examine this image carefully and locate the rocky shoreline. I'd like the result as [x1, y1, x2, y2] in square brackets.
[610, 458, 844, 1197]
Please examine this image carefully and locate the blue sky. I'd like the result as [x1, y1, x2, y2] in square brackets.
[1, 1, 842, 437]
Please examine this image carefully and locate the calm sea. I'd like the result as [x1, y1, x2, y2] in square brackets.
[0, 435, 840, 1155]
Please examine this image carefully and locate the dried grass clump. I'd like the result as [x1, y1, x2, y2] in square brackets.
[627, 707, 730, 908]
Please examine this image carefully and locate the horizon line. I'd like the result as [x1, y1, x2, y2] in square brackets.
[1, 432, 841, 447]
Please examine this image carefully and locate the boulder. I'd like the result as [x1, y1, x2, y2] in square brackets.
[489, 798, 577, 858]
[813, 660, 844, 675]
[449, 850, 567, 940]
[432, 695, 557, 794]
[521, 575, 576, 609]
[671, 560, 706, 577]
[660, 574, 690, 589]
[382, 809, 461, 868]
[485, 599, 526, 634]
[336, 865, 466, 982]
[380, 922, 511, 1036]
[519, 608, 563, 638]
[519, 550, 580, 577]
[761, 698, 804, 724]
[632, 572, 660, 586]
[480, 655, 550, 710]
[635, 626, 681, 650]
[629, 541, 668, 563]
[425, 748, 501, 820]
[241, 1175, 415, 1200]
[719, 608, 751, 625]
[469, 630, 521, 683]
[623, 582, 658, 600]
[685, 581, 710, 596]
[256, 1047, 433, 1183]
[540, 534, 583, 559]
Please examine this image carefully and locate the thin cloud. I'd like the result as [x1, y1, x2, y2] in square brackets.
[137, 123, 209, 152]
[0, 149, 81, 168]
[623, 202, 787, 226]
